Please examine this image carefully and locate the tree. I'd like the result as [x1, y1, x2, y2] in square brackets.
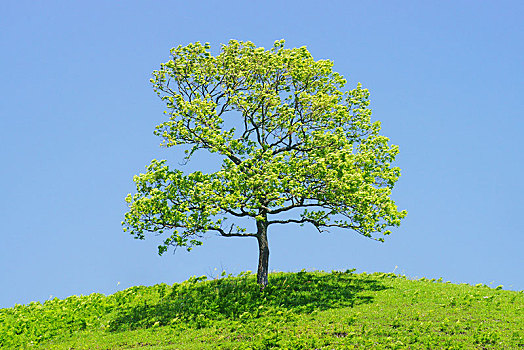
[123, 40, 407, 288]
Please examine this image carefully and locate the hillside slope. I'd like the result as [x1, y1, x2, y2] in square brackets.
[1, 271, 523, 349]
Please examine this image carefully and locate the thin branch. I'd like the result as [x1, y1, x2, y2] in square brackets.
[209, 225, 257, 237]
[143, 221, 256, 238]
[267, 217, 323, 233]
[268, 217, 362, 235]
[262, 202, 323, 215]
[222, 207, 254, 218]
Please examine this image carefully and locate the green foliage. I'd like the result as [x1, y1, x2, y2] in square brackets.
[123, 39, 406, 254]
[0, 293, 110, 348]
[1, 271, 523, 349]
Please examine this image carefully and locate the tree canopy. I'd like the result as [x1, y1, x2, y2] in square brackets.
[123, 40, 407, 287]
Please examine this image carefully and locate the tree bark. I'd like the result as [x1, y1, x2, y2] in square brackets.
[256, 215, 269, 289]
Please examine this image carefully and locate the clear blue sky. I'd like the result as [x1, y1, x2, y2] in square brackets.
[1, 1, 523, 308]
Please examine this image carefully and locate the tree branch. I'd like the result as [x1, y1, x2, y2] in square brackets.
[263, 202, 323, 215]
[209, 224, 257, 237]
[222, 207, 254, 218]
[268, 217, 362, 234]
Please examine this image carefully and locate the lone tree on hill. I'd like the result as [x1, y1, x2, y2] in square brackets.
[123, 40, 407, 288]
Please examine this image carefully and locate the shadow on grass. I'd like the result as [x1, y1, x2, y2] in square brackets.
[108, 271, 388, 331]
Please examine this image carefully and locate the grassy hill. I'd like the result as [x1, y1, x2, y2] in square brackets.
[1, 270, 523, 349]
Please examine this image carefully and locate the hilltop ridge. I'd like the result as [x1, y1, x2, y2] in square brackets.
[1, 270, 523, 349]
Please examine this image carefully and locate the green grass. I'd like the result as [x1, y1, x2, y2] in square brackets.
[1, 270, 523, 349]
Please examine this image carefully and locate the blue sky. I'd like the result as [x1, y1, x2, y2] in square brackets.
[1, 1, 523, 308]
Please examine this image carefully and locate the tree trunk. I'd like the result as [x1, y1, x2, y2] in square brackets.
[256, 216, 269, 289]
